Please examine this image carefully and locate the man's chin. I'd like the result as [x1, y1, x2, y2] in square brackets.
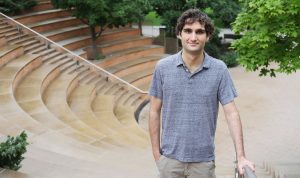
[185, 48, 203, 54]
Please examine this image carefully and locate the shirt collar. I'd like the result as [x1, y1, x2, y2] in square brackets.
[175, 51, 211, 69]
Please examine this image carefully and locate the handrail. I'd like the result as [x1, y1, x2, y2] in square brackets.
[235, 162, 257, 178]
[243, 166, 256, 178]
[0, 12, 148, 94]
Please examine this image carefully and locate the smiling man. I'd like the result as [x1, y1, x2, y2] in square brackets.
[149, 9, 255, 178]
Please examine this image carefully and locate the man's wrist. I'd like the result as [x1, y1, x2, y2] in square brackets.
[152, 150, 161, 160]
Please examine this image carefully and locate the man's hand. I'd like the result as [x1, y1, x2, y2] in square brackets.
[238, 156, 255, 175]
[154, 153, 162, 162]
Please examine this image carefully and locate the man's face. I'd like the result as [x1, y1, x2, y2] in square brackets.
[178, 21, 210, 54]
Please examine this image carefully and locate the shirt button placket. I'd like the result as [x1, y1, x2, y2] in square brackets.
[188, 75, 193, 84]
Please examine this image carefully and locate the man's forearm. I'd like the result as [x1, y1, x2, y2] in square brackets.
[223, 102, 246, 159]
[226, 111, 245, 159]
[149, 110, 161, 160]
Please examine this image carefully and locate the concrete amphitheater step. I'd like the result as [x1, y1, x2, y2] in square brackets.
[42, 24, 89, 42]
[30, 1, 53, 12]
[0, 51, 112, 157]
[13, 9, 70, 25]
[13, 53, 101, 144]
[27, 16, 82, 33]
[55, 31, 150, 53]
[270, 162, 300, 178]
[122, 67, 154, 84]
[9, 35, 36, 46]
[72, 48, 87, 58]
[98, 35, 153, 54]
[20, 142, 157, 178]
[0, 45, 24, 68]
[136, 82, 151, 91]
[107, 55, 162, 76]
[0, 26, 17, 35]
[42, 63, 124, 147]
[91, 92, 150, 145]
[67, 76, 148, 148]
[97, 45, 165, 68]
[55, 35, 91, 51]
[98, 27, 140, 43]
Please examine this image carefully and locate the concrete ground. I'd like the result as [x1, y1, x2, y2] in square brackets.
[140, 66, 300, 169]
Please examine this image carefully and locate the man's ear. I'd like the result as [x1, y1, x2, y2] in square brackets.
[206, 35, 210, 42]
[177, 33, 182, 40]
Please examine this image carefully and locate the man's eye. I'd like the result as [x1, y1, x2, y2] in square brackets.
[196, 30, 206, 34]
[183, 29, 192, 33]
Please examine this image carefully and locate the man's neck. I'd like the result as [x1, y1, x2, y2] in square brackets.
[181, 50, 205, 72]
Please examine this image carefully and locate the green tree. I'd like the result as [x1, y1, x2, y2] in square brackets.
[150, 0, 241, 37]
[232, 0, 300, 77]
[51, 0, 150, 59]
[118, 0, 152, 36]
[0, 131, 29, 171]
[0, 0, 37, 15]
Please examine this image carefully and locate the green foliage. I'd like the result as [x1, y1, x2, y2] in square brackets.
[0, 131, 29, 171]
[149, 0, 190, 37]
[220, 51, 239, 67]
[232, 0, 300, 77]
[149, 0, 241, 37]
[204, 28, 222, 59]
[51, 0, 151, 59]
[143, 11, 162, 26]
[51, 0, 151, 30]
[0, 0, 37, 15]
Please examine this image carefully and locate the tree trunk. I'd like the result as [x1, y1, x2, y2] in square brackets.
[89, 25, 98, 60]
[138, 19, 143, 36]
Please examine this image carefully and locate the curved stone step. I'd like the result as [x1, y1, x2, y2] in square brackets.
[31, 1, 53, 12]
[98, 27, 140, 43]
[91, 92, 149, 146]
[0, 45, 23, 68]
[28, 17, 82, 33]
[105, 55, 160, 74]
[134, 74, 152, 90]
[99, 36, 153, 54]
[14, 54, 98, 144]
[122, 68, 153, 84]
[42, 64, 118, 145]
[67, 79, 148, 148]
[14, 9, 70, 25]
[42, 24, 89, 42]
[56, 35, 91, 51]
[97, 45, 164, 68]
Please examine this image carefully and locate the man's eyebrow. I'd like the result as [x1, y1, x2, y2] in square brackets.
[183, 27, 206, 30]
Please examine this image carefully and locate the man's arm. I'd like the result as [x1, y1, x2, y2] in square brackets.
[222, 101, 255, 174]
[149, 96, 162, 161]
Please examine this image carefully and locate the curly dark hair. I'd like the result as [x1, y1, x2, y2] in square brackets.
[176, 9, 214, 37]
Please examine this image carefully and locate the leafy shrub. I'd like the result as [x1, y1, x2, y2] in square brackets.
[0, 0, 37, 15]
[0, 131, 29, 170]
[221, 51, 239, 68]
[205, 28, 222, 59]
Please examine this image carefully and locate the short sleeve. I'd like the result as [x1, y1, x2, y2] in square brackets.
[149, 64, 163, 99]
[218, 68, 237, 105]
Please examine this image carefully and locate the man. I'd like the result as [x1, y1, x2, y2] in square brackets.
[149, 9, 255, 178]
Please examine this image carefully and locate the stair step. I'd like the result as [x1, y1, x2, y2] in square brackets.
[42, 51, 61, 62]
[10, 35, 36, 45]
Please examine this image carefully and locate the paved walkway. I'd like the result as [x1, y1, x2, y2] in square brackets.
[140, 66, 300, 168]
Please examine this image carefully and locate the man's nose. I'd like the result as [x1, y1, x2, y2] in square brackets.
[190, 32, 197, 40]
